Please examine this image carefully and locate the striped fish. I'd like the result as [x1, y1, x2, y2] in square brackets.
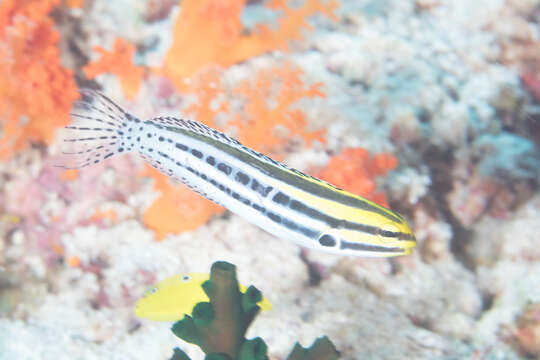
[60, 89, 416, 257]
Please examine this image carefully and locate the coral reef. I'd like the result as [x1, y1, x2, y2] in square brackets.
[1, 0, 540, 359]
[315, 147, 398, 207]
[84, 38, 145, 100]
[0, 0, 79, 159]
[160, 0, 337, 87]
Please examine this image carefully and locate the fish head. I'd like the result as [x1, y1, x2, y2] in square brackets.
[134, 273, 209, 321]
[315, 213, 416, 257]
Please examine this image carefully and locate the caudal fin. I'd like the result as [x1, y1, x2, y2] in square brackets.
[58, 89, 135, 169]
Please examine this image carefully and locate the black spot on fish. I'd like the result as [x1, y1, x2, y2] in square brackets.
[267, 212, 281, 223]
[251, 179, 272, 197]
[272, 192, 290, 205]
[176, 143, 188, 151]
[191, 149, 203, 159]
[206, 156, 216, 166]
[235, 172, 250, 185]
[217, 163, 232, 175]
[158, 136, 164, 142]
[318, 234, 337, 247]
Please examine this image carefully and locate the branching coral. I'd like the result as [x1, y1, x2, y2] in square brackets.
[83, 38, 145, 100]
[169, 261, 340, 360]
[316, 148, 398, 207]
[0, 0, 79, 160]
[161, 0, 337, 88]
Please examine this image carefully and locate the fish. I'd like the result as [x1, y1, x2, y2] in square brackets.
[60, 89, 416, 257]
[134, 273, 272, 321]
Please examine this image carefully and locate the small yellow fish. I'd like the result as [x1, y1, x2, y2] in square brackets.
[135, 273, 272, 321]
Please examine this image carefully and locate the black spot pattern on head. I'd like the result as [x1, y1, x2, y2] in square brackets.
[158, 136, 164, 141]
[318, 234, 337, 247]
[206, 156, 216, 165]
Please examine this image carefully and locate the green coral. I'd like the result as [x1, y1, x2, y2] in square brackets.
[169, 261, 340, 360]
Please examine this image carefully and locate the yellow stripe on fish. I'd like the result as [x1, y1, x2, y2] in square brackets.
[135, 273, 272, 321]
[60, 89, 416, 257]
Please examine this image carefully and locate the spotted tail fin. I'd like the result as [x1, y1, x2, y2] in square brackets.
[57, 89, 137, 169]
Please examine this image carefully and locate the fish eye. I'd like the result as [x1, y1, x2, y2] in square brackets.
[181, 275, 191, 282]
[318, 233, 338, 247]
[145, 287, 157, 296]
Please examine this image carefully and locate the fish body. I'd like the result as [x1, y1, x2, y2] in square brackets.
[135, 273, 272, 321]
[62, 90, 416, 257]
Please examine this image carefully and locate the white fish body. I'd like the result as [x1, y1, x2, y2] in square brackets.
[60, 90, 416, 257]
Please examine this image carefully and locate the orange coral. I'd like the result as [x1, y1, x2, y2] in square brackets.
[59, 169, 79, 181]
[161, 0, 337, 88]
[83, 38, 145, 100]
[0, 0, 79, 160]
[90, 209, 118, 224]
[64, 0, 84, 8]
[140, 166, 224, 240]
[229, 64, 325, 157]
[316, 148, 398, 207]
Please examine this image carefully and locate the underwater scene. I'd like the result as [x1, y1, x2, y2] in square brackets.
[1, 0, 539, 359]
